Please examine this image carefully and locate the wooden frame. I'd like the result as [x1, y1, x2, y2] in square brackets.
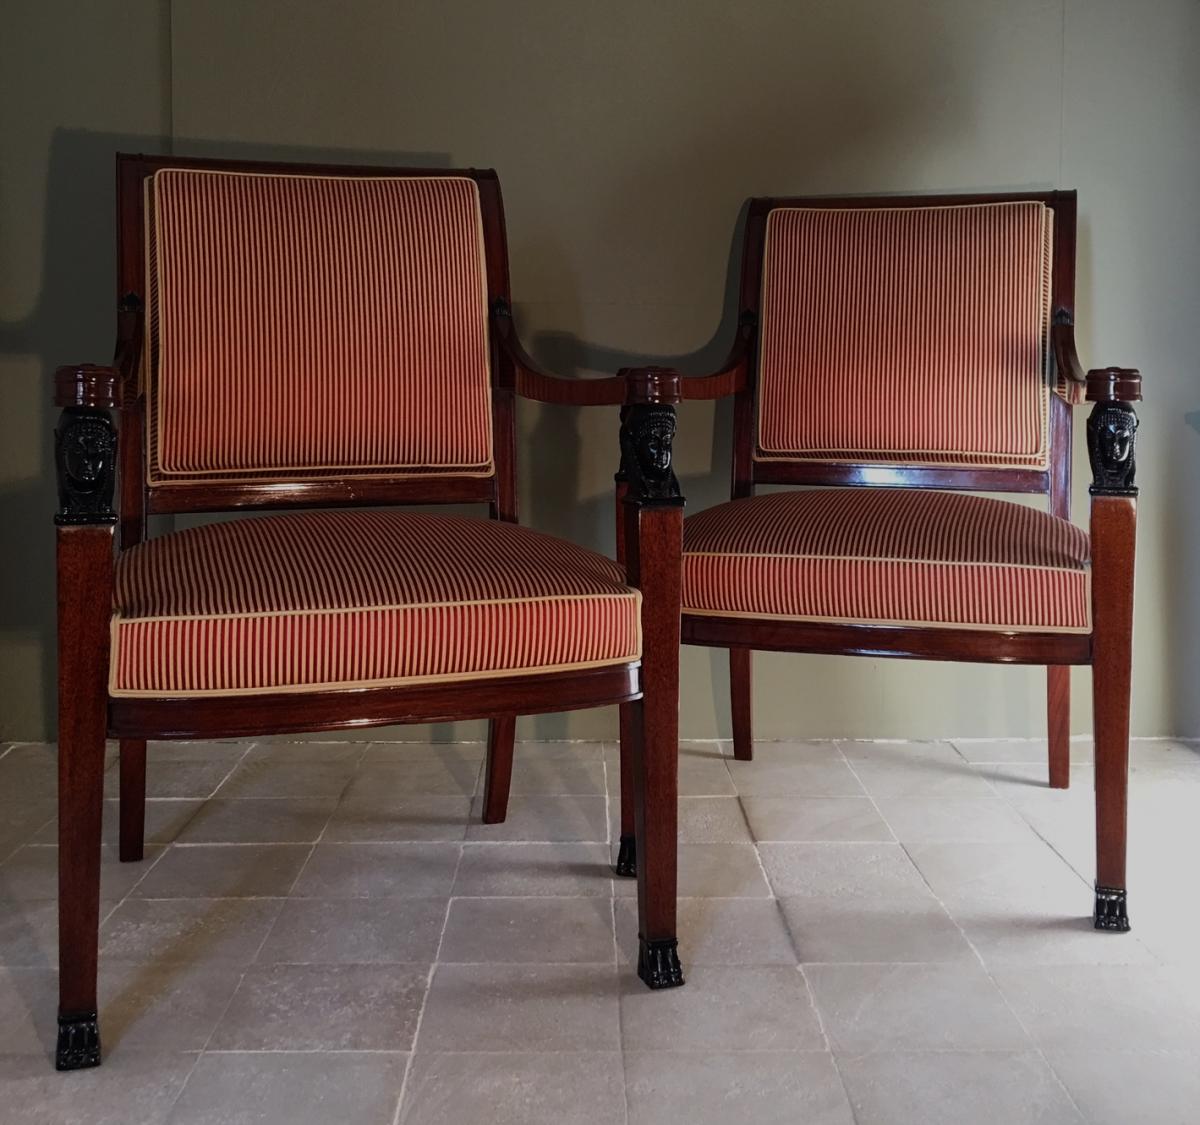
[51, 155, 683, 1071]
[663, 190, 1141, 934]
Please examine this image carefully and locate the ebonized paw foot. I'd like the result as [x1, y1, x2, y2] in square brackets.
[56, 1012, 100, 1071]
[615, 835, 637, 878]
[638, 937, 684, 989]
[1094, 885, 1130, 932]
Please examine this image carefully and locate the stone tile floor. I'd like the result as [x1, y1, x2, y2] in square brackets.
[0, 736, 1198, 1124]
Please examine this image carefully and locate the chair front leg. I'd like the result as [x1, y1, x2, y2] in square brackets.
[53, 394, 118, 1070]
[1086, 380, 1139, 932]
[481, 716, 516, 824]
[118, 739, 147, 861]
[1047, 666, 1070, 789]
[619, 388, 685, 989]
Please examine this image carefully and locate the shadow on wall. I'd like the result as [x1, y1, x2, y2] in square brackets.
[0, 131, 449, 741]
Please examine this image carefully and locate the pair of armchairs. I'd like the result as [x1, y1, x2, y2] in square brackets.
[52, 155, 1140, 1071]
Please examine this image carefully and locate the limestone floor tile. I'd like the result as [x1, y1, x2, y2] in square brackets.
[992, 965, 1200, 1052]
[0, 844, 165, 902]
[672, 744, 737, 796]
[619, 965, 824, 1051]
[779, 896, 973, 964]
[0, 801, 60, 858]
[951, 737, 1094, 765]
[0, 967, 58, 1054]
[361, 741, 486, 763]
[256, 897, 448, 964]
[169, 1051, 407, 1125]
[725, 742, 864, 798]
[439, 897, 614, 964]
[0, 1049, 198, 1125]
[875, 797, 1038, 844]
[613, 843, 771, 899]
[416, 962, 619, 1052]
[906, 840, 1091, 917]
[208, 962, 429, 1051]
[399, 1051, 625, 1125]
[837, 1050, 1084, 1125]
[0, 761, 61, 801]
[0, 898, 102, 967]
[841, 743, 997, 799]
[758, 842, 931, 900]
[505, 754, 606, 795]
[624, 1051, 854, 1125]
[132, 844, 310, 899]
[101, 961, 247, 1053]
[452, 843, 613, 898]
[615, 898, 796, 967]
[976, 763, 1095, 807]
[959, 912, 1158, 968]
[99, 897, 284, 964]
[238, 743, 362, 763]
[741, 796, 893, 843]
[212, 758, 357, 800]
[176, 798, 336, 844]
[465, 795, 608, 842]
[1045, 1049, 1200, 1125]
[104, 758, 243, 800]
[323, 795, 472, 842]
[341, 757, 481, 797]
[290, 843, 460, 899]
[805, 963, 1031, 1054]
[678, 797, 753, 843]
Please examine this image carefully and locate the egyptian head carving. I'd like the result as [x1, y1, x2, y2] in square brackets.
[620, 403, 681, 501]
[1087, 401, 1139, 494]
[55, 410, 117, 524]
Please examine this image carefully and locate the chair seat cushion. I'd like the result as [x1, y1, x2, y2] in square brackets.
[111, 511, 640, 697]
[682, 489, 1090, 633]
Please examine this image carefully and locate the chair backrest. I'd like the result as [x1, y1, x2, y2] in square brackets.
[116, 155, 514, 524]
[733, 191, 1076, 502]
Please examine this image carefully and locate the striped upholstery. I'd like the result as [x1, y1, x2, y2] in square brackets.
[110, 512, 640, 697]
[682, 489, 1089, 632]
[146, 170, 493, 485]
[756, 202, 1054, 469]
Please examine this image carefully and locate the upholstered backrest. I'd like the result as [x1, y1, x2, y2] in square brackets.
[755, 202, 1053, 469]
[145, 169, 493, 485]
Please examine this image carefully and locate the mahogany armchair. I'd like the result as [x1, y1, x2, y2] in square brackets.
[660, 192, 1140, 932]
[52, 155, 685, 1071]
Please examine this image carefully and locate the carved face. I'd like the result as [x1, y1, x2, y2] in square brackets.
[636, 415, 676, 479]
[1098, 407, 1138, 465]
[65, 423, 112, 489]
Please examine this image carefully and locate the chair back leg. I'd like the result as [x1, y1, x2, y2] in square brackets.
[118, 739, 147, 861]
[481, 716, 517, 824]
[1047, 666, 1070, 789]
[615, 701, 638, 876]
[730, 648, 754, 761]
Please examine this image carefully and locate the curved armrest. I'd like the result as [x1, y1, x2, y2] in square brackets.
[1051, 316, 1142, 407]
[492, 300, 627, 406]
[678, 320, 754, 402]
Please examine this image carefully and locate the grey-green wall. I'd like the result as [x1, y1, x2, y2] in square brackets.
[2, 1, 1197, 743]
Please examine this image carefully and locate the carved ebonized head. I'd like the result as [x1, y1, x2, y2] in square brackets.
[1087, 401, 1139, 495]
[55, 410, 117, 524]
[620, 403, 681, 502]
[63, 418, 115, 488]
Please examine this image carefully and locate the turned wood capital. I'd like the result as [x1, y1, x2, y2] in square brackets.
[1086, 367, 1142, 405]
[54, 365, 121, 411]
[619, 366, 682, 407]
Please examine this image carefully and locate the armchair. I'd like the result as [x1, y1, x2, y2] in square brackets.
[654, 191, 1140, 933]
[52, 155, 685, 1071]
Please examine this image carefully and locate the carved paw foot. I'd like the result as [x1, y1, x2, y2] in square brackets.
[615, 835, 637, 878]
[1094, 885, 1130, 932]
[637, 937, 685, 989]
[56, 1011, 101, 1070]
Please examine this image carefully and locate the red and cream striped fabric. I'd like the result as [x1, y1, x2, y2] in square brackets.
[682, 489, 1089, 632]
[756, 202, 1053, 468]
[146, 170, 493, 484]
[110, 512, 640, 697]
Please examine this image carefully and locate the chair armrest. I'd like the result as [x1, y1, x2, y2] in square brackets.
[677, 313, 756, 402]
[492, 299, 627, 406]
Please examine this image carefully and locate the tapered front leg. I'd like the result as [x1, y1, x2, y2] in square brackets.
[1047, 666, 1070, 789]
[730, 648, 753, 761]
[1085, 379, 1140, 932]
[618, 385, 685, 989]
[481, 716, 517, 824]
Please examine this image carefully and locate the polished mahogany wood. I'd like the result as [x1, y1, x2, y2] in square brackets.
[481, 716, 517, 824]
[1047, 666, 1071, 789]
[683, 614, 1092, 666]
[118, 740, 146, 862]
[109, 663, 641, 740]
[729, 649, 753, 761]
[56, 526, 113, 1070]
